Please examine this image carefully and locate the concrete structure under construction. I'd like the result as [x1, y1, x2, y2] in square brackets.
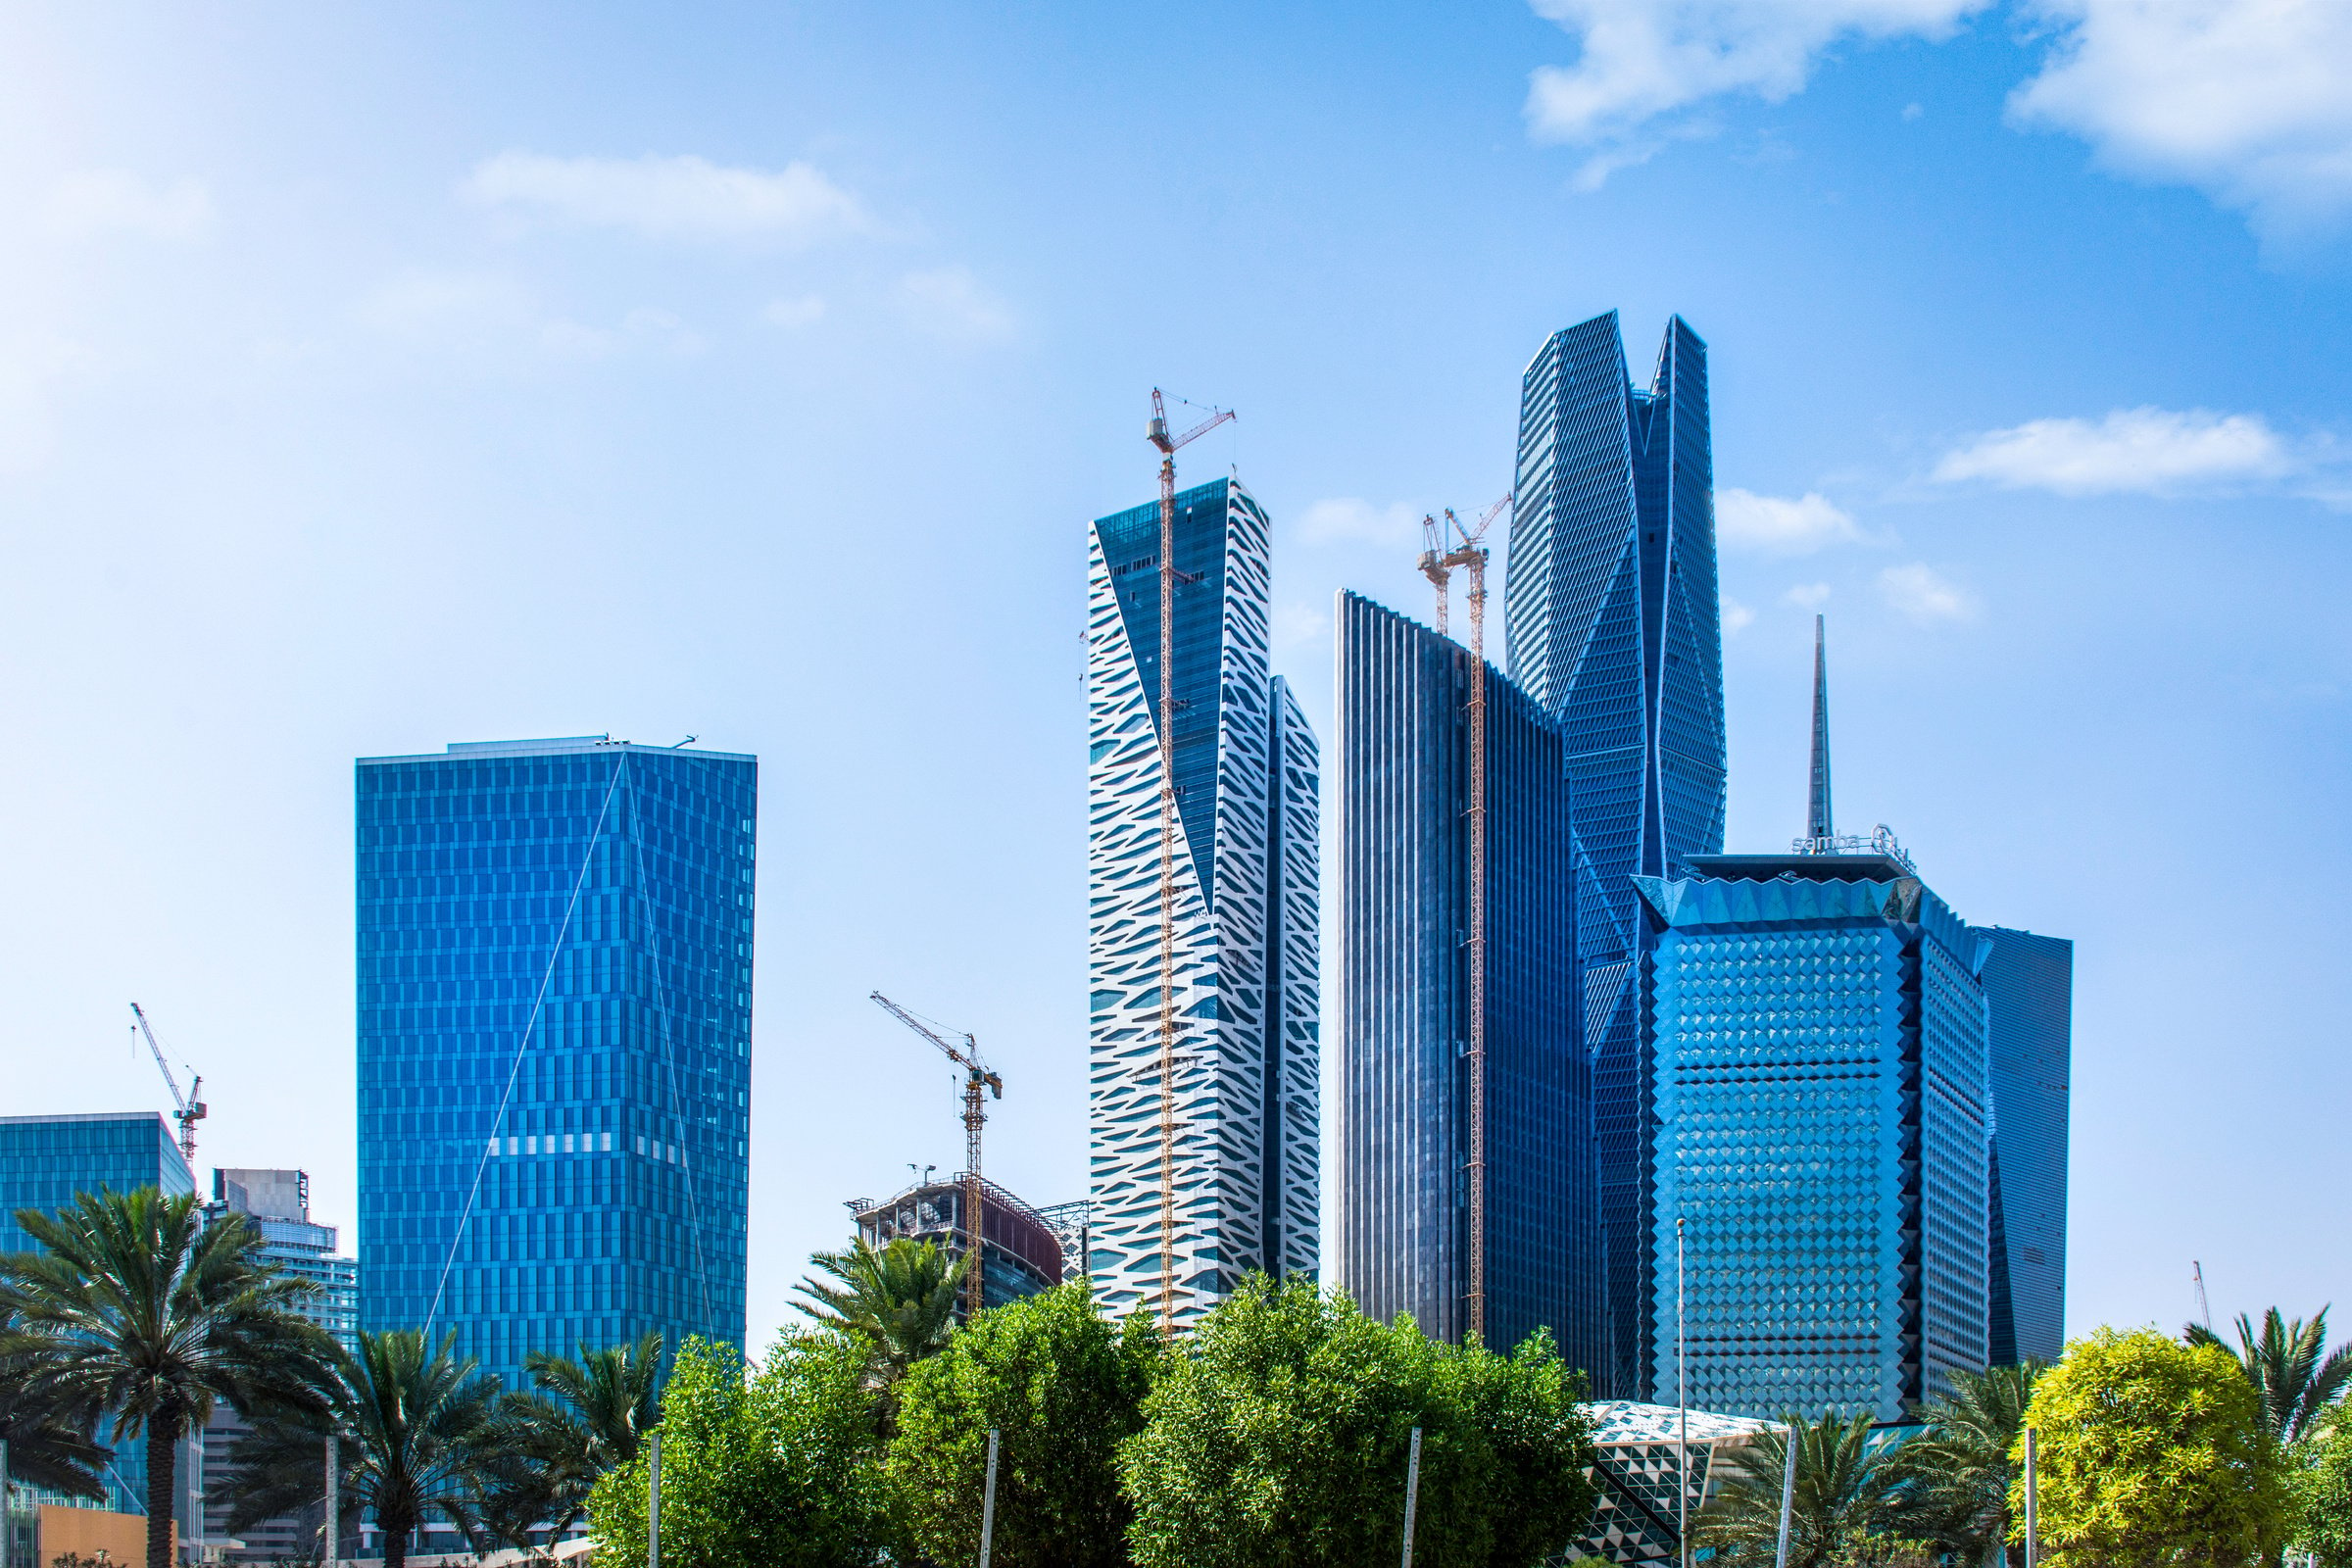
[850, 1176, 1065, 1317]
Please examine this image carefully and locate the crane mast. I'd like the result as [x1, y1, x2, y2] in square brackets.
[129, 1003, 206, 1167]
[1145, 387, 1233, 1333]
[870, 991, 1002, 1321]
[1417, 492, 1508, 1342]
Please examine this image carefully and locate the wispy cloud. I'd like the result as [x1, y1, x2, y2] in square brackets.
[760, 295, 826, 329]
[1879, 564, 1976, 624]
[1523, 0, 1984, 186]
[38, 171, 214, 241]
[1784, 582, 1833, 610]
[1273, 600, 1331, 651]
[1933, 407, 2292, 496]
[1717, 488, 1866, 554]
[358, 270, 702, 362]
[1298, 498, 1421, 549]
[1721, 597, 1756, 635]
[2011, 0, 2352, 241]
[462, 151, 871, 246]
[898, 267, 1015, 344]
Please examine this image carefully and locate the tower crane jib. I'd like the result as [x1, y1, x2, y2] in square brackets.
[870, 991, 1002, 1321]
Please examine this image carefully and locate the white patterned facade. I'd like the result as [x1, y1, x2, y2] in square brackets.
[1086, 477, 1319, 1327]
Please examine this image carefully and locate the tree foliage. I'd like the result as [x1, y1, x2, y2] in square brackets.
[481, 1331, 664, 1548]
[1449, 1327, 1598, 1568]
[2297, 1419, 2352, 1567]
[887, 1283, 1162, 1568]
[794, 1237, 966, 1422]
[0, 1188, 333, 1568]
[1693, 1410, 1901, 1567]
[2021, 1326, 2290, 1567]
[1882, 1360, 2044, 1566]
[1117, 1275, 1595, 1568]
[0, 1305, 110, 1501]
[587, 1332, 886, 1568]
[2187, 1307, 2352, 1447]
[219, 1329, 499, 1568]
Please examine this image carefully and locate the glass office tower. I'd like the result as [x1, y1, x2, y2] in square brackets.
[1508, 311, 1726, 1396]
[0, 1112, 197, 1517]
[1086, 478, 1319, 1326]
[1974, 927, 2072, 1366]
[1638, 849, 1992, 1421]
[355, 737, 755, 1408]
[1333, 592, 1599, 1368]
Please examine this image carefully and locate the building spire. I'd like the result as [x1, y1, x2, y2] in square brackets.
[1808, 614, 1834, 841]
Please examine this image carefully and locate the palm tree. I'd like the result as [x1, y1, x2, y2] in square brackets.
[2186, 1306, 2352, 1446]
[794, 1236, 967, 1401]
[0, 1307, 110, 1500]
[218, 1329, 498, 1568]
[1883, 1361, 2045, 1566]
[1692, 1409, 1901, 1567]
[0, 1188, 334, 1568]
[480, 1331, 662, 1550]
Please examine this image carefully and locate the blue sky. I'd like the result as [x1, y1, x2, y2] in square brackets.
[4, 1, 2349, 1357]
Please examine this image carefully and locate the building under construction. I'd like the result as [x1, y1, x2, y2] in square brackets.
[849, 1175, 1066, 1318]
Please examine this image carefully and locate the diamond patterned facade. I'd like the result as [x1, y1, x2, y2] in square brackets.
[1508, 311, 1725, 1396]
[1573, 1400, 1778, 1564]
[1331, 591, 1600, 1368]
[1085, 478, 1318, 1326]
[1636, 854, 1992, 1421]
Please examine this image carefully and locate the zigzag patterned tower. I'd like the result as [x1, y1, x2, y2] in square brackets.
[1085, 477, 1319, 1326]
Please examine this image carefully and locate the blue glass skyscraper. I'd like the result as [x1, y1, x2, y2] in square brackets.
[355, 737, 755, 1409]
[1508, 311, 1726, 1394]
[1638, 845, 1992, 1421]
[1974, 927, 2072, 1366]
[0, 1112, 197, 1517]
[1333, 593, 1599, 1370]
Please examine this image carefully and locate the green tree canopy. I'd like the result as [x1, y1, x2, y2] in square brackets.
[0, 1305, 110, 1501]
[2297, 1417, 2352, 1567]
[2022, 1326, 2290, 1567]
[887, 1283, 1162, 1568]
[218, 1329, 499, 1568]
[1693, 1410, 1901, 1567]
[587, 1332, 886, 1568]
[480, 1331, 663, 1549]
[1883, 1360, 2044, 1565]
[0, 1188, 334, 1568]
[2187, 1307, 2352, 1447]
[1118, 1275, 1597, 1568]
[793, 1236, 966, 1421]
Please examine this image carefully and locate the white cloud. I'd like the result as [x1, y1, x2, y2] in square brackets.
[358, 270, 702, 362]
[1879, 563, 1976, 624]
[1298, 498, 1421, 549]
[1523, 0, 1984, 183]
[1784, 582, 1833, 609]
[38, 171, 213, 241]
[1721, 598, 1756, 634]
[1272, 600, 1331, 651]
[2011, 0, 2352, 239]
[1717, 487, 1865, 554]
[1933, 406, 2291, 496]
[898, 267, 1015, 344]
[462, 151, 870, 245]
[761, 294, 826, 329]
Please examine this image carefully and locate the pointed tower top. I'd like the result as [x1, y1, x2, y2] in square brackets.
[1808, 615, 1834, 842]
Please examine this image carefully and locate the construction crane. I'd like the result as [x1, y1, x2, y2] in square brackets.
[1417, 491, 1509, 1342]
[1145, 387, 1233, 1333]
[129, 1003, 206, 1167]
[870, 991, 1002, 1321]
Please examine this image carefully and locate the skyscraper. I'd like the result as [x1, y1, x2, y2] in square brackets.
[1639, 843, 1993, 1421]
[1333, 592, 1599, 1367]
[1975, 926, 2072, 1366]
[1509, 310, 1726, 1394]
[0, 1113, 197, 1518]
[355, 737, 755, 1412]
[1086, 477, 1319, 1327]
[199, 1169, 357, 1563]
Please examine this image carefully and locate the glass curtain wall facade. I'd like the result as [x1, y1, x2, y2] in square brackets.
[1508, 311, 1725, 1396]
[1974, 926, 2072, 1366]
[1085, 478, 1319, 1326]
[0, 1113, 197, 1517]
[1332, 592, 1599, 1368]
[356, 737, 755, 1409]
[1637, 854, 1991, 1422]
